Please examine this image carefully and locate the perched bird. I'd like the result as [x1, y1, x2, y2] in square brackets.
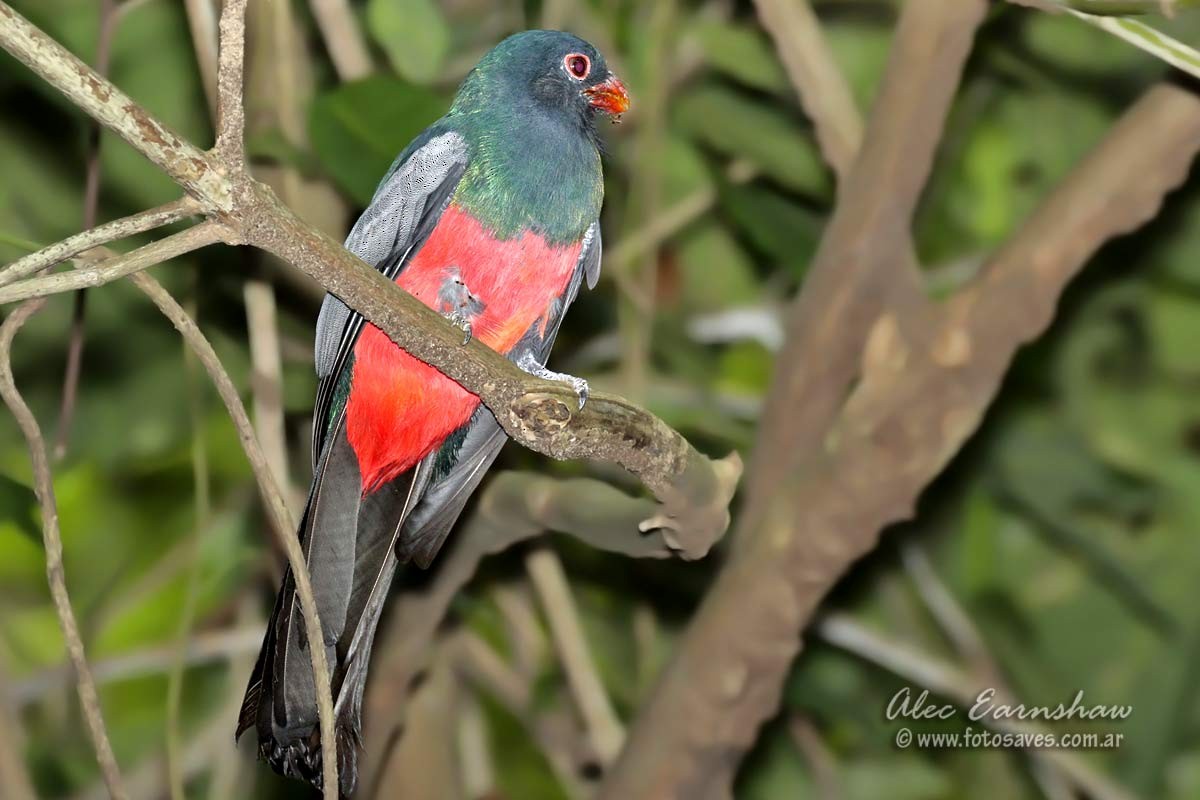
[236, 30, 628, 796]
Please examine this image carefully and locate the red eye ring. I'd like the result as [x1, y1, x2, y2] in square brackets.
[564, 53, 590, 80]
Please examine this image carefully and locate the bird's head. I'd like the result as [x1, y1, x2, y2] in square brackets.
[453, 30, 630, 132]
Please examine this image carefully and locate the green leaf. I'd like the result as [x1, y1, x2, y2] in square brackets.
[673, 84, 828, 195]
[674, 221, 761, 311]
[719, 182, 820, 275]
[691, 21, 788, 94]
[366, 0, 451, 84]
[309, 76, 445, 204]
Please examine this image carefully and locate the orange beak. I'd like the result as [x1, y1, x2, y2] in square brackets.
[584, 74, 631, 117]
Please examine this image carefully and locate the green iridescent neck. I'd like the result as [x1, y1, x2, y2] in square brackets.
[441, 64, 603, 244]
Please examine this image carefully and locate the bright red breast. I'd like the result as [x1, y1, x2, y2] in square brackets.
[345, 204, 583, 492]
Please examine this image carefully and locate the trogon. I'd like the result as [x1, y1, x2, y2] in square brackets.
[236, 30, 629, 796]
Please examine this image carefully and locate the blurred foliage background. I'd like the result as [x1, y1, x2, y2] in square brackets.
[1, 1, 1200, 798]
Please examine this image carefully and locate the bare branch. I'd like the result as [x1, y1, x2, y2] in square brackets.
[0, 300, 128, 800]
[215, 0, 247, 167]
[0, 223, 223, 304]
[54, 0, 120, 459]
[0, 199, 198, 288]
[183, 0, 219, 115]
[309, 0, 373, 80]
[737, 0, 981, 527]
[456, 692, 495, 799]
[526, 547, 625, 764]
[752, 0, 862, 179]
[126, 271, 340, 798]
[0, 4, 228, 209]
[448, 631, 594, 799]
[0, 663, 37, 800]
[11, 627, 263, 704]
[244, 278, 294, 508]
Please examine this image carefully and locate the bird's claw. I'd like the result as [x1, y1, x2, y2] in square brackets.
[515, 352, 589, 409]
[564, 375, 588, 409]
[448, 311, 473, 345]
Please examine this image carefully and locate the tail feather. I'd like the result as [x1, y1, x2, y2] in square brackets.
[237, 420, 423, 797]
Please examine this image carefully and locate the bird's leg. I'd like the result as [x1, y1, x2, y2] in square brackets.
[447, 309, 474, 345]
[515, 350, 589, 409]
[437, 267, 485, 345]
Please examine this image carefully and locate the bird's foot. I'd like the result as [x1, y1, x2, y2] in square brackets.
[448, 310, 473, 345]
[516, 352, 588, 409]
[437, 268, 484, 345]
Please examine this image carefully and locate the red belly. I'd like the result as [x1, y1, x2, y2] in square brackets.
[345, 204, 582, 491]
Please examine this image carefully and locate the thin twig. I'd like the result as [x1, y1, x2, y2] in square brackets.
[0, 223, 223, 305]
[166, 288, 211, 800]
[526, 547, 625, 765]
[0, 663, 37, 800]
[0, 198, 198, 287]
[206, 598, 260, 800]
[127, 270, 339, 799]
[244, 278, 294, 508]
[309, 0, 372, 80]
[608, 160, 756, 305]
[11, 627, 264, 704]
[615, 0, 675, 395]
[0, 300, 128, 800]
[183, 0, 219, 116]
[899, 542, 1073, 798]
[456, 692, 495, 800]
[752, 0, 862, 180]
[899, 542, 993, 677]
[787, 715, 841, 800]
[55, 0, 119, 459]
[215, 0, 247, 168]
[448, 632, 592, 799]
[358, 471, 728, 787]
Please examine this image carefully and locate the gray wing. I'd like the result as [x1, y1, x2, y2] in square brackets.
[398, 221, 603, 567]
[311, 130, 469, 469]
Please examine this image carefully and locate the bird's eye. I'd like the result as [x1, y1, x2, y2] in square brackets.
[564, 53, 590, 80]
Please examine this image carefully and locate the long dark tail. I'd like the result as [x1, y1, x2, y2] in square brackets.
[237, 420, 427, 796]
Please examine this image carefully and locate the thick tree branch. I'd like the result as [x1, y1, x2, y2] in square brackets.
[602, 80, 1200, 800]
[0, 300, 128, 800]
[0, 0, 737, 561]
[738, 0, 982, 529]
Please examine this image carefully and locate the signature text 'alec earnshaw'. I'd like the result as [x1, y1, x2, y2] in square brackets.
[887, 687, 1134, 724]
